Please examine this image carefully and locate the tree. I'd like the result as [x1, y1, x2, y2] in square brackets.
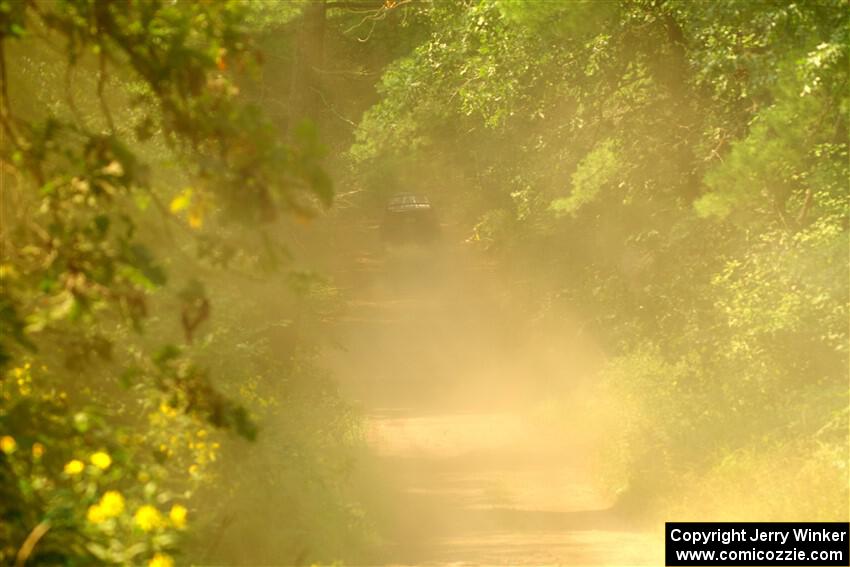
[0, 1, 335, 563]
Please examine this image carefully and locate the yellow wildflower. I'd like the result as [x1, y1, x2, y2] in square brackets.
[0, 436, 16, 454]
[159, 402, 178, 417]
[90, 451, 112, 470]
[32, 443, 45, 459]
[64, 459, 85, 475]
[134, 504, 164, 532]
[99, 491, 125, 517]
[87, 504, 107, 524]
[148, 553, 174, 567]
[169, 504, 188, 529]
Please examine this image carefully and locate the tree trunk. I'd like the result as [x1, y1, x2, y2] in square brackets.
[288, 0, 327, 131]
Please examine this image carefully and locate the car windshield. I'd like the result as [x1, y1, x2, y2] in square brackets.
[387, 194, 432, 212]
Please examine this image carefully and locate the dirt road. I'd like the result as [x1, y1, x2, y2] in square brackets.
[327, 244, 660, 566]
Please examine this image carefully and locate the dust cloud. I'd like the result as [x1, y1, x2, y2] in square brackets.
[319, 223, 661, 565]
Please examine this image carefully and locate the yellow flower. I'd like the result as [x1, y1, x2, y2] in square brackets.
[134, 505, 164, 532]
[64, 459, 85, 475]
[90, 451, 112, 470]
[32, 443, 45, 459]
[159, 402, 178, 417]
[169, 504, 188, 529]
[85, 493, 123, 524]
[148, 553, 174, 567]
[99, 491, 125, 517]
[0, 435, 16, 454]
[86, 504, 107, 524]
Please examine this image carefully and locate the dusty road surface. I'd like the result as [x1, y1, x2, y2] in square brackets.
[327, 243, 660, 566]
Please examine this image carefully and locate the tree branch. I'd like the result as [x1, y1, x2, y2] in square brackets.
[15, 520, 50, 567]
[98, 48, 115, 134]
[0, 39, 25, 149]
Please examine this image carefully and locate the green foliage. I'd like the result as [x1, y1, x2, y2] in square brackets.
[550, 139, 622, 216]
[177, 271, 364, 565]
[697, 39, 848, 222]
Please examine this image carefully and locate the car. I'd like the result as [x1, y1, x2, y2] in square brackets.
[380, 193, 440, 245]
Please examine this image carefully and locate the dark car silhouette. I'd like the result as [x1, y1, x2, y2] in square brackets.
[380, 193, 440, 245]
